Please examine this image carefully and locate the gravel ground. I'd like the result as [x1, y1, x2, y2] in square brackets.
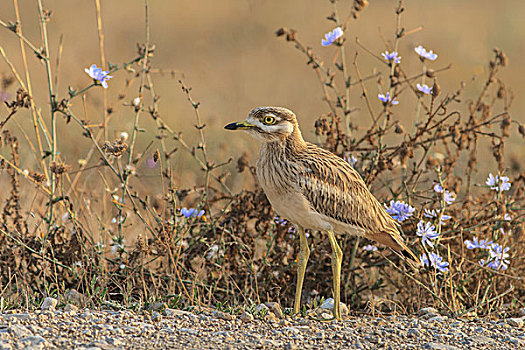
[1, 300, 524, 350]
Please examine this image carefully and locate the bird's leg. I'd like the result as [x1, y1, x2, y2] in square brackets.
[327, 229, 343, 321]
[293, 226, 310, 316]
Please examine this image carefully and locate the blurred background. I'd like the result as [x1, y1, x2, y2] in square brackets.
[1, 0, 524, 191]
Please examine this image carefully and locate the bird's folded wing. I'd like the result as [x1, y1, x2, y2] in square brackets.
[295, 145, 398, 234]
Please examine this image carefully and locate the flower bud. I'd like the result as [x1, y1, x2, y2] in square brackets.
[432, 81, 441, 97]
[425, 69, 436, 78]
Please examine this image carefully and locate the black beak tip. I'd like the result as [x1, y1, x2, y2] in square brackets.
[224, 122, 237, 130]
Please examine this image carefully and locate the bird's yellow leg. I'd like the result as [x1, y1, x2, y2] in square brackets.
[293, 226, 310, 316]
[327, 229, 343, 321]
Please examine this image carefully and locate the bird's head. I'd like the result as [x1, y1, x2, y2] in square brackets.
[224, 106, 299, 143]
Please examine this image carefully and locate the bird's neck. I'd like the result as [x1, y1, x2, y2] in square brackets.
[266, 124, 306, 153]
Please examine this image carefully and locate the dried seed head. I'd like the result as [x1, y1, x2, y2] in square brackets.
[102, 139, 129, 158]
[500, 116, 511, 137]
[497, 85, 505, 99]
[425, 69, 436, 78]
[468, 152, 477, 170]
[394, 122, 404, 134]
[50, 161, 70, 175]
[29, 171, 46, 184]
[286, 29, 297, 41]
[236, 152, 249, 173]
[426, 156, 439, 169]
[275, 27, 287, 37]
[394, 65, 400, 78]
[519, 124, 525, 138]
[398, 146, 414, 166]
[432, 81, 441, 97]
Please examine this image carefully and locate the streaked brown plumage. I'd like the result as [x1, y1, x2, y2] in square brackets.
[225, 106, 418, 320]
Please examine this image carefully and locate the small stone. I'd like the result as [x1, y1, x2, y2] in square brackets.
[151, 311, 162, 322]
[424, 342, 460, 350]
[213, 311, 234, 321]
[0, 342, 12, 350]
[1, 313, 30, 321]
[255, 303, 270, 314]
[469, 335, 495, 345]
[178, 328, 199, 336]
[279, 319, 292, 326]
[239, 312, 254, 322]
[64, 289, 84, 305]
[264, 312, 279, 322]
[506, 317, 524, 327]
[319, 298, 349, 316]
[147, 302, 166, 311]
[320, 312, 333, 320]
[265, 302, 284, 319]
[64, 304, 78, 312]
[40, 297, 57, 311]
[164, 308, 190, 317]
[9, 324, 32, 338]
[427, 316, 448, 322]
[418, 307, 439, 316]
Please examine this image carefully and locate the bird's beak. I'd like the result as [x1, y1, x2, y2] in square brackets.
[224, 120, 254, 130]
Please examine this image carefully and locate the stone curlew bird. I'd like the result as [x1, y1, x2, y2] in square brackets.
[225, 106, 418, 320]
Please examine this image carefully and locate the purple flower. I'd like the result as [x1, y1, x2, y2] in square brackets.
[443, 191, 456, 205]
[416, 220, 439, 248]
[381, 51, 401, 64]
[434, 183, 455, 205]
[423, 209, 451, 224]
[85, 64, 112, 88]
[385, 200, 415, 222]
[504, 213, 511, 221]
[479, 244, 511, 271]
[146, 156, 157, 168]
[344, 155, 358, 167]
[464, 236, 493, 249]
[486, 173, 511, 192]
[416, 83, 432, 94]
[321, 27, 344, 47]
[363, 244, 378, 252]
[274, 216, 288, 226]
[420, 252, 449, 273]
[378, 92, 399, 105]
[415, 45, 438, 60]
[181, 207, 205, 218]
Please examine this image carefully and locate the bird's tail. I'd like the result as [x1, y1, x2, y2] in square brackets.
[366, 230, 421, 271]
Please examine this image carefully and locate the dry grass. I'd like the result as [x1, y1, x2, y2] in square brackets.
[0, 0, 523, 318]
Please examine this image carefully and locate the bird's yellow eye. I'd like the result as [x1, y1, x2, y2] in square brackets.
[263, 115, 276, 125]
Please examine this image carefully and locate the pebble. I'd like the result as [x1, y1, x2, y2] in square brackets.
[40, 297, 58, 312]
[0, 308, 518, 349]
[239, 312, 254, 322]
[265, 302, 284, 319]
[213, 311, 234, 321]
[506, 317, 524, 327]
[319, 298, 349, 316]
[419, 307, 439, 316]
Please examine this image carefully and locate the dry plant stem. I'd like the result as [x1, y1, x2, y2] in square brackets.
[413, 62, 426, 131]
[94, 0, 108, 139]
[331, 2, 351, 135]
[37, 0, 58, 227]
[118, 0, 151, 239]
[12, 0, 48, 178]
